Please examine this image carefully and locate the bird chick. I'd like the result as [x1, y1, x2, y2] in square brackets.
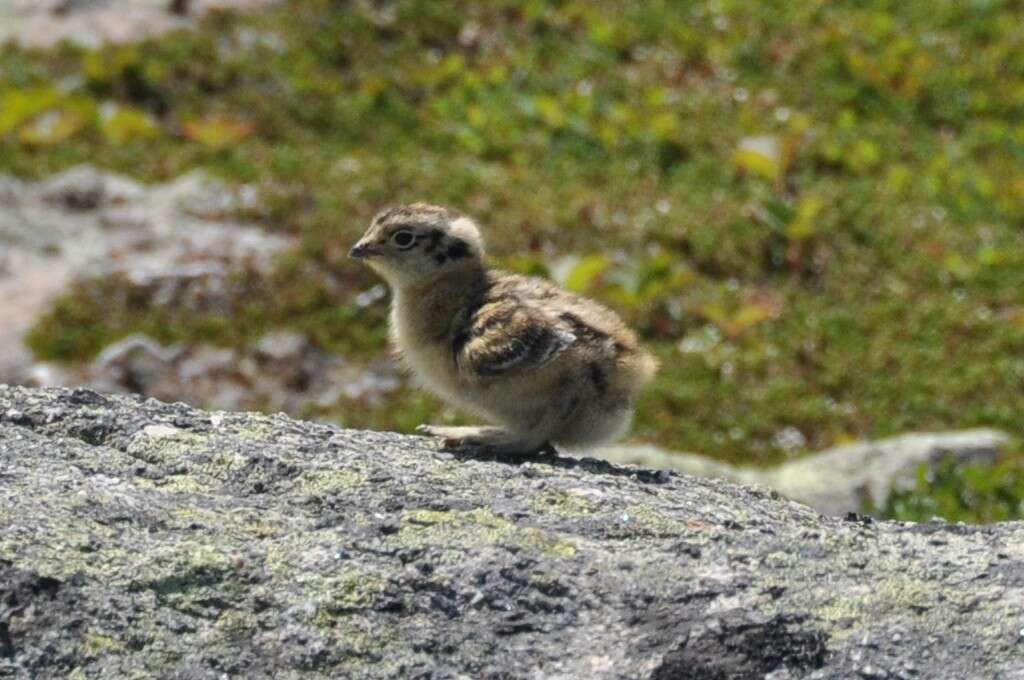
[349, 203, 658, 455]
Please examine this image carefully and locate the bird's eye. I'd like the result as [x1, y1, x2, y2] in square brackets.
[391, 230, 415, 249]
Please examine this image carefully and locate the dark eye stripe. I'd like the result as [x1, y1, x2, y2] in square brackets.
[422, 229, 444, 253]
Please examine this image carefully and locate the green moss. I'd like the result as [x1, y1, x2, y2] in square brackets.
[125, 431, 204, 465]
[403, 509, 452, 526]
[180, 542, 235, 573]
[83, 630, 125, 656]
[225, 420, 283, 441]
[170, 506, 231, 527]
[621, 504, 692, 538]
[129, 475, 214, 495]
[264, 537, 312, 576]
[214, 610, 258, 637]
[530, 490, 598, 517]
[401, 508, 576, 558]
[297, 469, 365, 495]
[312, 570, 388, 626]
[815, 574, 936, 635]
[239, 518, 284, 539]
[520, 530, 577, 559]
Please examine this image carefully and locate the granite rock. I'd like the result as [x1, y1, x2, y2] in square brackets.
[1, 386, 1022, 679]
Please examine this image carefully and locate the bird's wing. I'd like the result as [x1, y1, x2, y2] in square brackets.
[454, 304, 576, 378]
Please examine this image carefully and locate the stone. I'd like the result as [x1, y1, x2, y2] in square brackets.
[598, 429, 1009, 516]
[0, 0, 281, 49]
[32, 333, 400, 418]
[0, 165, 292, 385]
[1, 385, 1022, 678]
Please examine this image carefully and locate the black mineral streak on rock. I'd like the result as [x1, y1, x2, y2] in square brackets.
[649, 611, 828, 680]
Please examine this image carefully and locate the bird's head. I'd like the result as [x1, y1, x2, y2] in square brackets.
[350, 203, 485, 287]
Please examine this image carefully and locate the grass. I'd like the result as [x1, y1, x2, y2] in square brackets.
[6, 0, 1024, 518]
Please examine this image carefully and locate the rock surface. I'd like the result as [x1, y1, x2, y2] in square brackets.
[0, 165, 292, 385]
[32, 331, 400, 415]
[600, 429, 1010, 516]
[0, 0, 280, 49]
[2, 385, 1023, 679]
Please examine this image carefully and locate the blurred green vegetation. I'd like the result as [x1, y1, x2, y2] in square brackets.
[876, 457, 1024, 524]
[6, 0, 1024, 519]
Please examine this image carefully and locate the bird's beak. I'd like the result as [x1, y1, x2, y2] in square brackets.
[349, 241, 381, 259]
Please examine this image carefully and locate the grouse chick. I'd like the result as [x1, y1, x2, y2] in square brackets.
[349, 203, 658, 454]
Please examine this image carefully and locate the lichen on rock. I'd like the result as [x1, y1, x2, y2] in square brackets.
[1, 385, 1023, 678]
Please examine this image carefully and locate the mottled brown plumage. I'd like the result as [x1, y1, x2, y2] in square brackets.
[350, 203, 658, 454]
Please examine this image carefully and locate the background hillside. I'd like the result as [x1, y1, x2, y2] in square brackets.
[4, 0, 1024, 520]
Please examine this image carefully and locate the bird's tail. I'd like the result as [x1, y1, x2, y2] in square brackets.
[620, 347, 660, 392]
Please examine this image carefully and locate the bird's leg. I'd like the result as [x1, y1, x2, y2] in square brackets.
[416, 425, 549, 455]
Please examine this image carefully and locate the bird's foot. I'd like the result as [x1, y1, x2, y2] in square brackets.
[416, 425, 553, 456]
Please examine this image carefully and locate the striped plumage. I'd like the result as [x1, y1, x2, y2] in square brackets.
[350, 203, 658, 454]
